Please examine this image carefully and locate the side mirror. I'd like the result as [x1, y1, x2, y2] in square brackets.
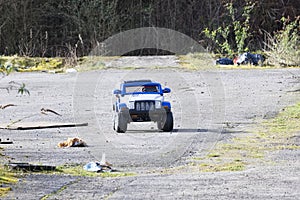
[113, 89, 121, 95]
[163, 88, 171, 93]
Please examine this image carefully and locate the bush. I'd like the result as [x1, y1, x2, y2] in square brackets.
[264, 17, 300, 67]
[203, 2, 254, 56]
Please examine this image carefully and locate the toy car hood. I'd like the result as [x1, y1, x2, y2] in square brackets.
[128, 94, 163, 102]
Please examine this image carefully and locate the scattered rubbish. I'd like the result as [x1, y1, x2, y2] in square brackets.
[216, 53, 265, 66]
[84, 153, 113, 173]
[6, 162, 56, 172]
[58, 137, 87, 147]
[83, 162, 103, 172]
[216, 58, 234, 65]
[40, 108, 62, 116]
[0, 138, 13, 144]
[235, 52, 265, 66]
[65, 68, 77, 73]
[0, 122, 88, 130]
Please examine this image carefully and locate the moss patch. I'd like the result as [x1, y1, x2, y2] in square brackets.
[192, 102, 300, 172]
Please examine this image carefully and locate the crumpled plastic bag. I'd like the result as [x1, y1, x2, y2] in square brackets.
[83, 153, 113, 173]
[83, 161, 112, 173]
[216, 58, 234, 65]
[83, 162, 102, 172]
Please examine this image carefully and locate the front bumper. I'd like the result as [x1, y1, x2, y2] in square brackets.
[128, 109, 167, 122]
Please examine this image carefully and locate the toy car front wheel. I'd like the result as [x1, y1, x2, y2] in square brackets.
[114, 113, 127, 133]
[157, 112, 173, 132]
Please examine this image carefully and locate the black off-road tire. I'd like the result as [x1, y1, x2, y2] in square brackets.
[114, 113, 127, 133]
[162, 112, 173, 132]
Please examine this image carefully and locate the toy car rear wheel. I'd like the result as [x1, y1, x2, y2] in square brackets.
[114, 113, 127, 133]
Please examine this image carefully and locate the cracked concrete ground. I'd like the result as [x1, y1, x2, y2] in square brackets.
[0, 56, 299, 199]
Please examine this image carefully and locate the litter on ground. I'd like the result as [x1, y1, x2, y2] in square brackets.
[83, 162, 112, 173]
[6, 163, 56, 172]
[83, 153, 113, 173]
[215, 52, 265, 66]
[216, 58, 234, 65]
[235, 52, 265, 66]
[0, 122, 88, 130]
[58, 137, 87, 147]
[0, 138, 13, 144]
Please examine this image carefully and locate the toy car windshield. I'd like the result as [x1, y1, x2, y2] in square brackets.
[123, 83, 162, 95]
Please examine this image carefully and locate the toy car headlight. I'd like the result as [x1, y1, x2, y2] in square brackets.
[155, 101, 161, 109]
[129, 101, 135, 109]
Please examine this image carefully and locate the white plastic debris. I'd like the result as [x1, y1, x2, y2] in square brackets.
[83, 162, 102, 172]
[66, 68, 77, 73]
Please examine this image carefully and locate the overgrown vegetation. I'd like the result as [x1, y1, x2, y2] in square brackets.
[0, 62, 29, 95]
[0, 1, 298, 57]
[264, 17, 300, 67]
[203, 2, 254, 56]
[190, 102, 300, 172]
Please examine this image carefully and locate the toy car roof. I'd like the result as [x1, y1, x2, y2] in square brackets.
[124, 80, 152, 83]
[122, 80, 160, 87]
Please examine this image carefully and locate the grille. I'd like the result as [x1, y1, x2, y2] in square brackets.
[135, 101, 155, 111]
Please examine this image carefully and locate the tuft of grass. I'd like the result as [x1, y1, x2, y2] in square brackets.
[0, 147, 18, 197]
[0, 166, 18, 197]
[200, 160, 245, 172]
[207, 153, 221, 158]
[55, 164, 136, 178]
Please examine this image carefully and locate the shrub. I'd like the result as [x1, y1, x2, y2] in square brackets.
[203, 2, 255, 56]
[263, 17, 300, 67]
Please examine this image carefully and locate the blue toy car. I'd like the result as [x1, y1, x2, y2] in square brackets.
[113, 80, 173, 133]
